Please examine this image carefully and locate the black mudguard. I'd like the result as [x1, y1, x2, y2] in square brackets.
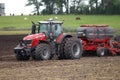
[14, 46, 24, 54]
[14, 45, 31, 56]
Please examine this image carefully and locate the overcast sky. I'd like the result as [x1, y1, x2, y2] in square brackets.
[0, 0, 33, 15]
[0, 0, 89, 15]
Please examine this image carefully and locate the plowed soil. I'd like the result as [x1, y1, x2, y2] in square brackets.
[0, 35, 120, 80]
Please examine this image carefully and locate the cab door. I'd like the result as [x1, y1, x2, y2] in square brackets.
[52, 23, 63, 39]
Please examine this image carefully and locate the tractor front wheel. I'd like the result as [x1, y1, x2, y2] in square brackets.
[15, 53, 30, 61]
[35, 43, 52, 60]
[64, 38, 82, 59]
[31, 51, 36, 60]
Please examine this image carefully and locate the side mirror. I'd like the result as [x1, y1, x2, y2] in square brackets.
[31, 21, 36, 34]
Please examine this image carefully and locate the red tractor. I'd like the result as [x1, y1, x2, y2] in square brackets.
[14, 20, 82, 60]
[77, 25, 120, 56]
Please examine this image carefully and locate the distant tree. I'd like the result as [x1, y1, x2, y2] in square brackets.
[70, 0, 83, 14]
[70, 0, 77, 14]
[26, 0, 42, 15]
[41, 0, 66, 14]
[41, 0, 55, 14]
[89, 0, 120, 14]
[89, 0, 99, 14]
[25, 0, 120, 15]
[66, 0, 69, 14]
[99, 0, 120, 14]
[55, 0, 65, 14]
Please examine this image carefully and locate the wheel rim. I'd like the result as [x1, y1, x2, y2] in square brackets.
[101, 49, 105, 56]
[42, 49, 49, 58]
[72, 43, 80, 56]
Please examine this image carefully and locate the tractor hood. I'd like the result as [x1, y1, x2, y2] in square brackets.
[23, 33, 46, 40]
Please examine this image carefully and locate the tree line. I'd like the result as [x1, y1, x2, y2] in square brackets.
[26, 0, 120, 15]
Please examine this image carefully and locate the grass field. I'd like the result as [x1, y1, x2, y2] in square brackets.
[0, 15, 120, 35]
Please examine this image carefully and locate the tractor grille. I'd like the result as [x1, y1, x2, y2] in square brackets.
[24, 40, 32, 44]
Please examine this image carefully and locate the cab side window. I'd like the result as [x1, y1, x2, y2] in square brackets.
[52, 24, 62, 38]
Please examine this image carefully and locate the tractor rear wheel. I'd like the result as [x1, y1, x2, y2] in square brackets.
[59, 38, 68, 59]
[35, 43, 52, 60]
[64, 38, 82, 59]
[97, 47, 107, 57]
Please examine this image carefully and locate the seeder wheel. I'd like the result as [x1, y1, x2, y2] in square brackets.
[97, 47, 107, 57]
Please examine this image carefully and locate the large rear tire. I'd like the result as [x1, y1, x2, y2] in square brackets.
[64, 38, 82, 59]
[58, 38, 68, 59]
[35, 43, 52, 60]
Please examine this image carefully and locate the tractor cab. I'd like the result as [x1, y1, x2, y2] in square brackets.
[38, 20, 63, 40]
[31, 20, 63, 41]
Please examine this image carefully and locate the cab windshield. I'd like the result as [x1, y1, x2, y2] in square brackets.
[38, 23, 50, 33]
[38, 23, 63, 38]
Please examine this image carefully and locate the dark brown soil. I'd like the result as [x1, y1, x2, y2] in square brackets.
[0, 35, 25, 56]
[0, 35, 120, 80]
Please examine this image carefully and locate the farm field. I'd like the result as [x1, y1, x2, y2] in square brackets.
[0, 15, 120, 29]
[0, 35, 120, 80]
[0, 15, 120, 80]
[0, 56, 120, 80]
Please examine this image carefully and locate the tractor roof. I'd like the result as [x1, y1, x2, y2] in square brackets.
[39, 20, 63, 24]
[80, 25, 108, 27]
